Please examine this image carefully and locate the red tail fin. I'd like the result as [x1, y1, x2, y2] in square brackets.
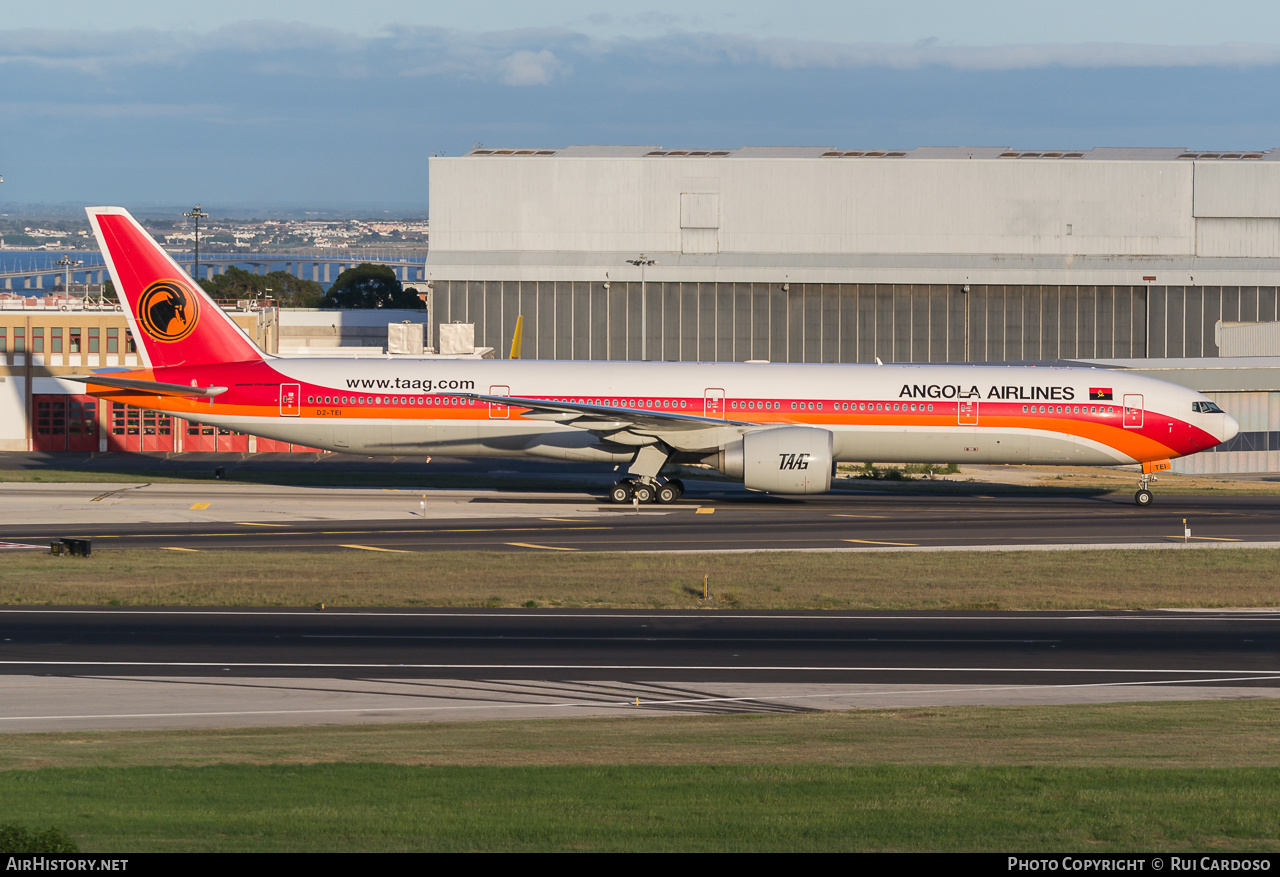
[87, 207, 266, 368]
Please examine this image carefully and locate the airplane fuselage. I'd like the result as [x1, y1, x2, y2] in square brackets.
[103, 357, 1232, 467]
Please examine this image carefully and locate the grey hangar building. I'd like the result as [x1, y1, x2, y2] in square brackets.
[423, 145, 1280, 474]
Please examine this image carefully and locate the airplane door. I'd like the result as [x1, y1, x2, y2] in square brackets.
[489, 385, 510, 419]
[280, 383, 300, 417]
[1123, 394, 1144, 429]
[704, 388, 725, 418]
[958, 400, 979, 425]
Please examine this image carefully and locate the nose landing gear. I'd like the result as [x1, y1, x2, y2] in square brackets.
[1133, 460, 1170, 507]
[1135, 472, 1156, 507]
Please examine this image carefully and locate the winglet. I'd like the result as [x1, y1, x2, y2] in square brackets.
[509, 314, 524, 360]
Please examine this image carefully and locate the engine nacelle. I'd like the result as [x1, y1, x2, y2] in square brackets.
[718, 427, 833, 494]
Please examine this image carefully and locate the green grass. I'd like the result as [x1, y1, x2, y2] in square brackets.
[2, 763, 1277, 852]
[6, 689, 1280, 851]
[7, 547, 1280, 609]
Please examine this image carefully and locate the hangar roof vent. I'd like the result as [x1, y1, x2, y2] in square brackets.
[821, 150, 907, 157]
[469, 149, 557, 156]
[1000, 151, 1085, 159]
[1178, 152, 1264, 160]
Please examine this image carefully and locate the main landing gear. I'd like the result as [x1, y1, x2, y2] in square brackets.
[1135, 472, 1156, 507]
[609, 477, 684, 505]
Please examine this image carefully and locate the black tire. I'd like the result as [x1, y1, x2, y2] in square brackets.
[667, 479, 685, 498]
[633, 483, 655, 504]
[610, 484, 632, 504]
[656, 484, 679, 504]
[1135, 489, 1153, 507]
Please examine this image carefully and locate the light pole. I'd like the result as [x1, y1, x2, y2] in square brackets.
[961, 284, 971, 362]
[184, 204, 209, 286]
[626, 255, 656, 360]
[55, 254, 82, 298]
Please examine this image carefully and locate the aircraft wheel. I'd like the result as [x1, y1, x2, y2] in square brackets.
[1135, 489, 1153, 507]
[633, 483, 655, 504]
[667, 479, 685, 499]
[609, 483, 633, 504]
[656, 484, 679, 504]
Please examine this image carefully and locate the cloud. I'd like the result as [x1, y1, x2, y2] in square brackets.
[3, 20, 1280, 90]
[498, 49, 566, 85]
[729, 37, 1280, 70]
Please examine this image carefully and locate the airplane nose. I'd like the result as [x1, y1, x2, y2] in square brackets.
[1221, 413, 1239, 444]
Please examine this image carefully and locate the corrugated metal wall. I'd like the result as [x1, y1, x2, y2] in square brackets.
[1218, 320, 1280, 356]
[435, 280, 1280, 364]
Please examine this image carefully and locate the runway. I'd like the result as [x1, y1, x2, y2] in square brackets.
[2, 481, 1280, 550]
[1, 607, 1277, 730]
[4, 474, 1280, 729]
[2, 481, 1280, 552]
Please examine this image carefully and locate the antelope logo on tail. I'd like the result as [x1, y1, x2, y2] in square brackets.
[137, 280, 199, 342]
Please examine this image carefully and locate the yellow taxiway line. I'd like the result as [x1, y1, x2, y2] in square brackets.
[505, 542, 578, 551]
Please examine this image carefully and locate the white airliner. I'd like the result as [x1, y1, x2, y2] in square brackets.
[71, 207, 1238, 506]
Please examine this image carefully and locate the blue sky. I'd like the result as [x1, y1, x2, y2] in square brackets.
[5, 2, 1280, 211]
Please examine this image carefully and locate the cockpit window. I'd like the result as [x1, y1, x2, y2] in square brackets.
[1192, 401, 1224, 414]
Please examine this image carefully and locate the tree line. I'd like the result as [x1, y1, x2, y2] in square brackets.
[196, 263, 424, 309]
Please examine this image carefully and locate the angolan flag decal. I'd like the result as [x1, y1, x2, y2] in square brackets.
[1090, 388, 1114, 401]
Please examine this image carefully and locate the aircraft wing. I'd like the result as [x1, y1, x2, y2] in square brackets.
[463, 392, 755, 447]
[64, 374, 228, 398]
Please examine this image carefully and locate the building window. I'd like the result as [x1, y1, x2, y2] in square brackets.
[88, 328, 99, 353]
[31, 328, 43, 353]
[125, 329, 136, 354]
[0, 328, 5, 353]
[107, 328, 119, 354]
[51, 327, 63, 353]
[13, 328, 24, 353]
[69, 328, 81, 353]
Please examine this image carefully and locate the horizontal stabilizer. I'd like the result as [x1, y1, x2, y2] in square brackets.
[64, 374, 228, 398]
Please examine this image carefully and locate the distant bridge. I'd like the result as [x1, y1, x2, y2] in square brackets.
[0, 252, 428, 293]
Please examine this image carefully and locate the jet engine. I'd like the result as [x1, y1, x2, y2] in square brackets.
[716, 426, 833, 494]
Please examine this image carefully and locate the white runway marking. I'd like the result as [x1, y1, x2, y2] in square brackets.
[1, 660, 1277, 674]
